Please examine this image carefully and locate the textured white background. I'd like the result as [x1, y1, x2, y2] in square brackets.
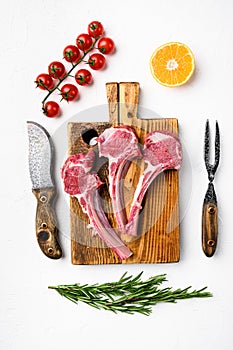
[1, 0, 233, 349]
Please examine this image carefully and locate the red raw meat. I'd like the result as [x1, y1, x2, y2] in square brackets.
[61, 150, 132, 260]
[97, 126, 141, 233]
[126, 130, 182, 236]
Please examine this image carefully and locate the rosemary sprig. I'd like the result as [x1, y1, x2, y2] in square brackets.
[48, 272, 212, 316]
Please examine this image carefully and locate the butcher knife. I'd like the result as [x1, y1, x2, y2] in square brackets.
[27, 121, 62, 259]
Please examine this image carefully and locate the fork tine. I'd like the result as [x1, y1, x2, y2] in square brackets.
[204, 119, 210, 167]
[213, 120, 220, 173]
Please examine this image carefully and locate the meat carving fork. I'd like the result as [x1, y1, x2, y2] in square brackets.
[202, 119, 220, 257]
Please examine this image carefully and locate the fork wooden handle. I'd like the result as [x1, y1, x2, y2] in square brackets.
[202, 183, 218, 257]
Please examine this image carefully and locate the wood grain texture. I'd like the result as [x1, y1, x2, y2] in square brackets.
[32, 187, 62, 259]
[69, 82, 180, 264]
[106, 82, 119, 125]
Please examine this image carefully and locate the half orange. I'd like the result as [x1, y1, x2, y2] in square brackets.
[150, 42, 195, 87]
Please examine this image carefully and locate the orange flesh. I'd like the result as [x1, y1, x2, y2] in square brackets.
[150, 42, 195, 87]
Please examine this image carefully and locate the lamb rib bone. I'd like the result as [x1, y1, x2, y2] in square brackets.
[126, 130, 182, 236]
[61, 150, 133, 260]
[97, 125, 142, 233]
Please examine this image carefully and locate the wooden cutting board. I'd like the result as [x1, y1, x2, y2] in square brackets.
[68, 82, 180, 264]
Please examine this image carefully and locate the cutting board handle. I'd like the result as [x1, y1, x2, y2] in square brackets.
[106, 82, 139, 125]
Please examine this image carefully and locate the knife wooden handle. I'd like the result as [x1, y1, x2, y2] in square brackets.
[202, 183, 218, 257]
[32, 187, 62, 259]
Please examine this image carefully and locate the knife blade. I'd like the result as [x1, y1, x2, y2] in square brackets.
[27, 121, 62, 259]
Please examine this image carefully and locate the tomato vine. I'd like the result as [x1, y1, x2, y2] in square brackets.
[35, 21, 115, 118]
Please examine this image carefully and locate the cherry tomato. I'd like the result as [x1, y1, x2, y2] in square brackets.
[35, 73, 54, 90]
[88, 53, 106, 70]
[88, 21, 104, 38]
[98, 37, 115, 55]
[43, 101, 60, 118]
[75, 69, 93, 86]
[76, 34, 93, 51]
[63, 45, 81, 63]
[61, 84, 79, 102]
[48, 61, 66, 79]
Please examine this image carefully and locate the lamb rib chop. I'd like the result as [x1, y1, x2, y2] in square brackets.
[126, 130, 182, 236]
[97, 126, 141, 233]
[61, 150, 132, 260]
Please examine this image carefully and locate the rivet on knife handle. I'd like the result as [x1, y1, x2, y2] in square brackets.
[32, 187, 62, 259]
[202, 120, 220, 257]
